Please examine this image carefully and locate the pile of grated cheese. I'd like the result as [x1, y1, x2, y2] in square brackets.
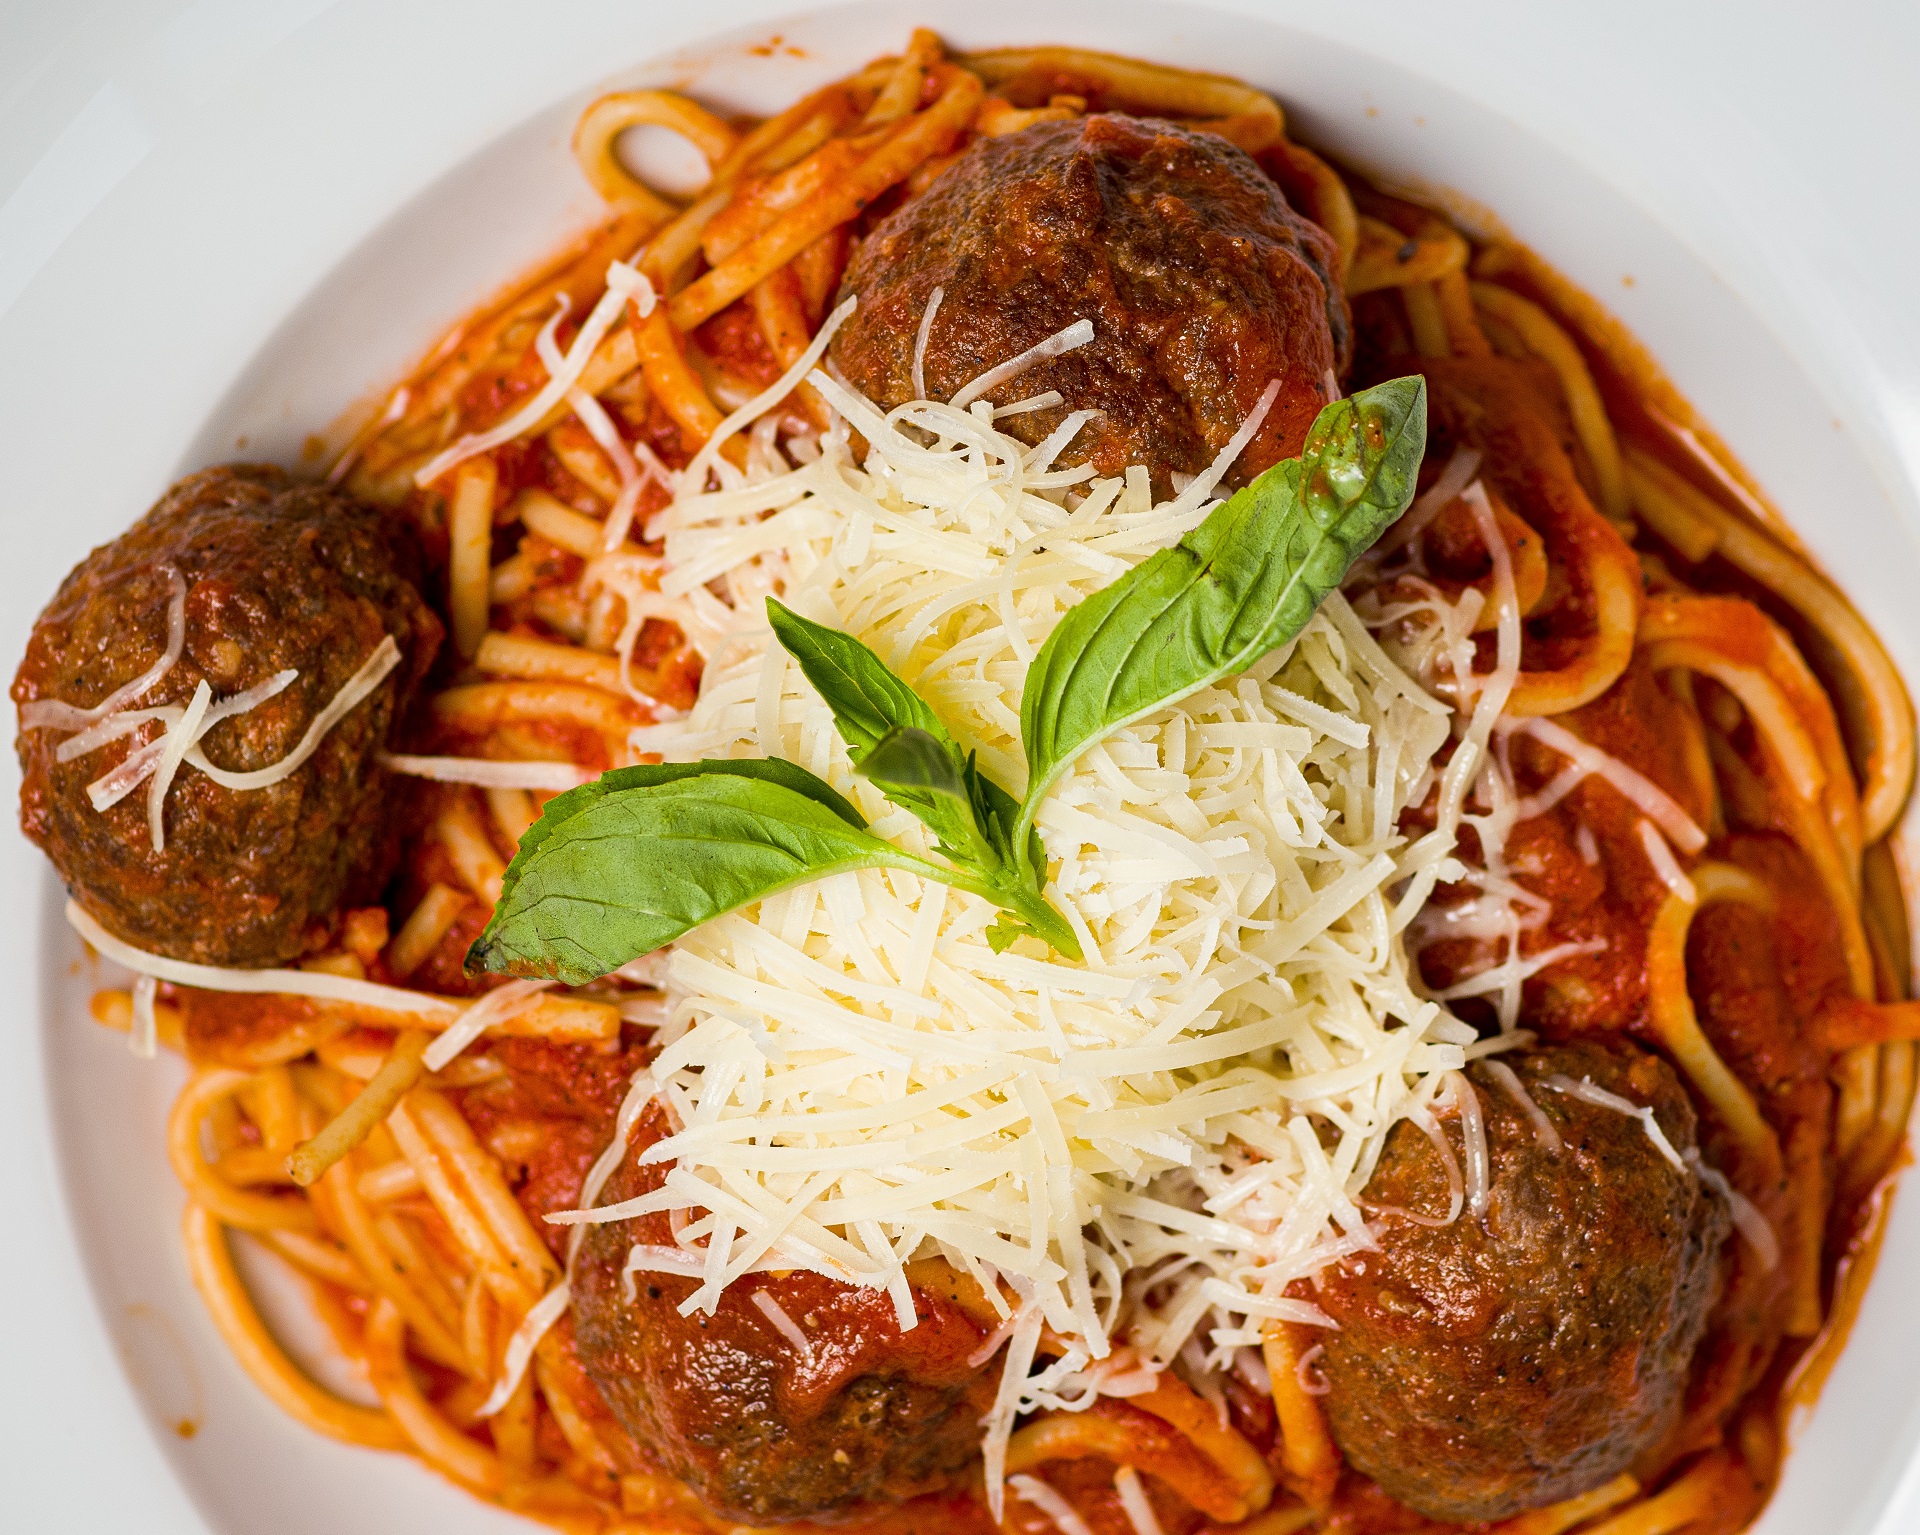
[1350, 463, 1705, 1032]
[613, 369, 1479, 1450]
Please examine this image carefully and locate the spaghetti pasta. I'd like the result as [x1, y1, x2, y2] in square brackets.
[182, 1204, 408, 1450]
[1626, 446, 1916, 841]
[1261, 1321, 1342, 1510]
[570, 90, 740, 217]
[1471, 281, 1627, 521]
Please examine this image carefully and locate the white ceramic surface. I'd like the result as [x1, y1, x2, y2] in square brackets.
[6, 3, 1920, 1532]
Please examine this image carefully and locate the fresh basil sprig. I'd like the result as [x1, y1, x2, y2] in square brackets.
[1012, 375, 1427, 869]
[466, 761, 1067, 983]
[764, 599, 945, 759]
[766, 601, 1039, 868]
[767, 601, 1074, 955]
[857, 726, 994, 864]
[468, 375, 1425, 982]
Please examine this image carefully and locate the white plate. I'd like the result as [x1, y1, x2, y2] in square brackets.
[6, 3, 1920, 1532]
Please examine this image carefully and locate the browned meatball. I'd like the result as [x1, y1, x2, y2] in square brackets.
[573, 1105, 997, 1524]
[1316, 1042, 1727, 1523]
[14, 465, 441, 966]
[830, 113, 1349, 494]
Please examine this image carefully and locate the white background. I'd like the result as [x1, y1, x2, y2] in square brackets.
[1, 2, 1917, 1531]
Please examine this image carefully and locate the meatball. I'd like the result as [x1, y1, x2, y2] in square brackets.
[14, 465, 441, 966]
[573, 1106, 998, 1524]
[1316, 1042, 1727, 1523]
[830, 113, 1349, 494]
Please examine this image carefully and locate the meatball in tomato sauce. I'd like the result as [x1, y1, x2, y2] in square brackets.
[572, 1105, 998, 1525]
[830, 113, 1349, 495]
[14, 465, 441, 966]
[1316, 1041, 1728, 1523]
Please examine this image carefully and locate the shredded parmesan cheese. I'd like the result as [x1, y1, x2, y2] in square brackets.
[1685, 1147, 1779, 1269]
[21, 567, 186, 732]
[681, 296, 856, 494]
[1575, 823, 1601, 865]
[995, 391, 1064, 419]
[187, 636, 401, 793]
[1113, 1466, 1167, 1535]
[1387, 1104, 1466, 1227]
[1482, 1059, 1562, 1152]
[60, 632, 400, 851]
[1541, 1073, 1685, 1171]
[415, 261, 654, 488]
[502, 286, 685, 701]
[911, 286, 944, 402]
[145, 679, 211, 852]
[556, 369, 1476, 1498]
[67, 899, 460, 1019]
[422, 977, 553, 1071]
[329, 386, 410, 487]
[1637, 818, 1697, 901]
[1505, 715, 1707, 854]
[1164, 379, 1280, 518]
[476, 1279, 571, 1418]
[949, 318, 1094, 409]
[578, 1070, 659, 1248]
[379, 753, 593, 791]
[1373, 446, 1482, 559]
[1365, 478, 1542, 1029]
[1010, 1474, 1096, 1535]
[529, 294, 666, 553]
[1453, 1072, 1491, 1219]
[86, 726, 172, 811]
[129, 974, 159, 1060]
[750, 1291, 816, 1360]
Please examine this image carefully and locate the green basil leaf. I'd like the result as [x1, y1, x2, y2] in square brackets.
[514, 758, 866, 870]
[468, 772, 942, 984]
[984, 919, 1026, 955]
[857, 726, 985, 859]
[767, 598, 947, 758]
[1016, 375, 1427, 857]
[983, 887, 1084, 961]
[767, 596, 1040, 874]
[855, 726, 1082, 959]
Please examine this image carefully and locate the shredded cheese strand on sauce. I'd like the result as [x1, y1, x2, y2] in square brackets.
[67, 900, 459, 1019]
[476, 1279, 572, 1419]
[415, 261, 656, 488]
[379, 753, 593, 791]
[422, 977, 553, 1071]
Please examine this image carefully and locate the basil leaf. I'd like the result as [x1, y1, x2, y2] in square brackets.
[768, 596, 1042, 874]
[857, 726, 988, 862]
[767, 598, 946, 758]
[468, 772, 944, 984]
[514, 758, 866, 870]
[982, 894, 1082, 961]
[1016, 375, 1427, 857]
[854, 727, 1081, 956]
[856, 726, 1082, 958]
[468, 757, 1083, 979]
